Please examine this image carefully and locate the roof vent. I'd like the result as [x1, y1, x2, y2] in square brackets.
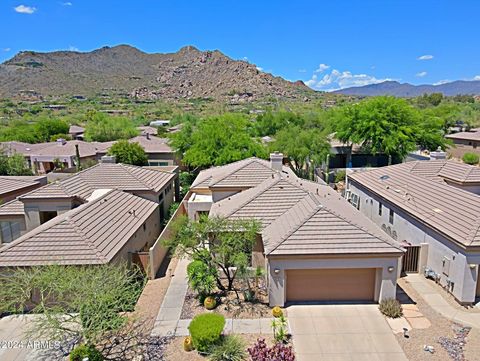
[56, 138, 67, 146]
[101, 155, 116, 164]
[430, 147, 446, 160]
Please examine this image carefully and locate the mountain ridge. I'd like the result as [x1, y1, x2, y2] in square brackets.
[334, 80, 480, 97]
[0, 44, 314, 101]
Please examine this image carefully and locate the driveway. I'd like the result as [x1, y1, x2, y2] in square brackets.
[287, 304, 408, 361]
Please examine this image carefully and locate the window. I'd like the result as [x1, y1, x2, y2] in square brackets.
[148, 161, 169, 166]
[349, 193, 360, 210]
[159, 193, 164, 202]
[389, 209, 394, 224]
[0, 221, 21, 243]
[39, 211, 57, 224]
[378, 202, 382, 216]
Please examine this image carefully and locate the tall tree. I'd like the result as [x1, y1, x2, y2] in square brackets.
[108, 140, 148, 166]
[0, 150, 32, 176]
[84, 112, 138, 142]
[335, 96, 421, 162]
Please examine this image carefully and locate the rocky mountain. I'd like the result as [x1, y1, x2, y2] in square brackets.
[334, 80, 480, 97]
[0, 45, 314, 102]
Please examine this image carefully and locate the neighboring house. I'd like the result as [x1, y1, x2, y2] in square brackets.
[0, 161, 178, 246]
[68, 125, 85, 140]
[137, 126, 158, 136]
[346, 160, 480, 304]
[0, 176, 47, 203]
[446, 129, 480, 158]
[0, 189, 160, 267]
[185, 154, 404, 306]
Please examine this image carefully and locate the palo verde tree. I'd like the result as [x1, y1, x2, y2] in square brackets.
[164, 215, 260, 292]
[0, 263, 145, 348]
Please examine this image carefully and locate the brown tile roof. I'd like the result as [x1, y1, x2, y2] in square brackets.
[211, 174, 403, 256]
[20, 163, 175, 200]
[0, 199, 25, 216]
[69, 125, 85, 134]
[128, 136, 173, 153]
[401, 160, 480, 184]
[0, 141, 55, 156]
[348, 164, 480, 247]
[191, 157, 295, 189]
[0, 189, 158, 266]
[30, 140, 100, 158]
[446, 130, 480, 142]
[0, 176, 41, 196]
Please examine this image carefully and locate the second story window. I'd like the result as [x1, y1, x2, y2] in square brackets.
[389, 209, 394, 224]
[378, 202, 382, 216]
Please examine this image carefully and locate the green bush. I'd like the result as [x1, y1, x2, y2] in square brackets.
[335, 170, 346, 183]
[379, 298, 403, 318]
[209, 335, 246, 361]
[462, 152, 479, 165]
[70, 344, 104, 361]
[189, 313, 225, 353]
[187, 260, 218, 297]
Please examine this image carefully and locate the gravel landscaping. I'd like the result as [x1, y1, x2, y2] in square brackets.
[396, 277, 480, 361]
[180, 280, 274, 320]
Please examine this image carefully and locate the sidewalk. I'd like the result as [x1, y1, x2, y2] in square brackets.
[405, 274, 480, 328]
[150, 258, 274, 337]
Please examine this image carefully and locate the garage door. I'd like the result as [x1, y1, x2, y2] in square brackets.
[286, 268, 376, 302]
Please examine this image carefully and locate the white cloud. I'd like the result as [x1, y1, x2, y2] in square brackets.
[433, 79, 450, 85]
[314, 63, 330, 73]
[256, 66, 263, 72]
[305, 67, 394, 91]
[14, 5, 36, 14]
[68, 45, 79, 51]
[61, 2, 73, 5]
[474, 75, 480, 81]
[416, 71, 427, 77]
[298, 69, 306, 73]
[2, 48, 11, 52]
[417, 54, 433, 61]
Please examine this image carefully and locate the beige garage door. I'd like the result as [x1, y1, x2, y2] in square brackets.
[286, 268, 376, 302]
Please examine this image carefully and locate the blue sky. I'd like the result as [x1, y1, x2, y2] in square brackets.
[2, 0, 480, 90]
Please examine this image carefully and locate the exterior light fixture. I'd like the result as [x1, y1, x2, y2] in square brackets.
[388, 266, 395, 272]
[468, 264, 477, 270]
[274, 268, 280, 275]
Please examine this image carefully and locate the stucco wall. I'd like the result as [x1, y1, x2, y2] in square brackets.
[0, 183, 43, 204]
[348, 179, 480, 303]
[23, 199, 78, 231]
[267, 255, 400, 307]
[444, 181, 480, 195]
[112, 207, 161, 264]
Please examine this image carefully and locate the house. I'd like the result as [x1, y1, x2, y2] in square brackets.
[346, 160, 480, 304]
[0, 189, 160, 267]
[0, 175, 47, 203]
[68, 125, 85, 140]
[186, 154, 404, 306]
[0, 161, 178, 246]
[446, 129, 480, 158]
[137, 126, 158, 136]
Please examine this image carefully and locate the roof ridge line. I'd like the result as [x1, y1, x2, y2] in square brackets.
[210, 158, 262, 186]
[119, 163, 154, 190]
[65, 215, 108, 262]
[266, 193, 322, 255]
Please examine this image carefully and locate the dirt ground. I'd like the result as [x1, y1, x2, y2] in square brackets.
[396, 277, 480, 361]
[134, 256, 179, 331]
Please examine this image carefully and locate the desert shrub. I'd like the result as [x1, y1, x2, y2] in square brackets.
[70, 344, 103, 361]
[189, 313, 225, 353]
[462, 152, 479, 165]
[247, 338, 295, 361]
[187, 260, 218, 297]
[271, 316, 288, 343]
[209, 335, 247, 361]
[334, 169, 346, 183]
[379, 298, 403, 318]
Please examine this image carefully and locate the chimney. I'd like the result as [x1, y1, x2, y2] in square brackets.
[146, 132, 150, 140]
[101, 155, 116, 164]
[270, 152, 283, 171]
[430, 147, 447, 160]
[56, 138, 67, 146]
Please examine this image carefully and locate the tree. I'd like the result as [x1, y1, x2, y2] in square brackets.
[84, 112, 138, 142]
[335, 96, 421, 162]
[34, 117, 69, 142]
[462, 152, 479, 165]
[170, 114, 267, 168]
[271, 126, 330, 179]
[164, 215, 260, 292]
[108, 140, 147, 166]
[0, 263, 145, 347]
[0, 150, 32, 176]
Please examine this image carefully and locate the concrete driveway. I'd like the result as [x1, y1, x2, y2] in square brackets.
[287, 304, 408, 361]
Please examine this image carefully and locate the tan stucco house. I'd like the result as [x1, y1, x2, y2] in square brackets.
[186, 154, 404, 306]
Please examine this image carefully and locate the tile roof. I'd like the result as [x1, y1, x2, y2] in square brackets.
[0, 189, 158, 266]
[400, 160, 480, 184]
[191, 157, 295, 189]
[128, 136, 173, 153]
[211, 174, 403, 256]
[20, 163, 176, 200]
[348, 163, 480, 247]
[69, 125, 85, 134]
[30, 140, 100, 158]
[0, 176, 41, 196]
[0, 199, 25, 216]
[446, 130, 480, 142]
[0, 141, 55, 156]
